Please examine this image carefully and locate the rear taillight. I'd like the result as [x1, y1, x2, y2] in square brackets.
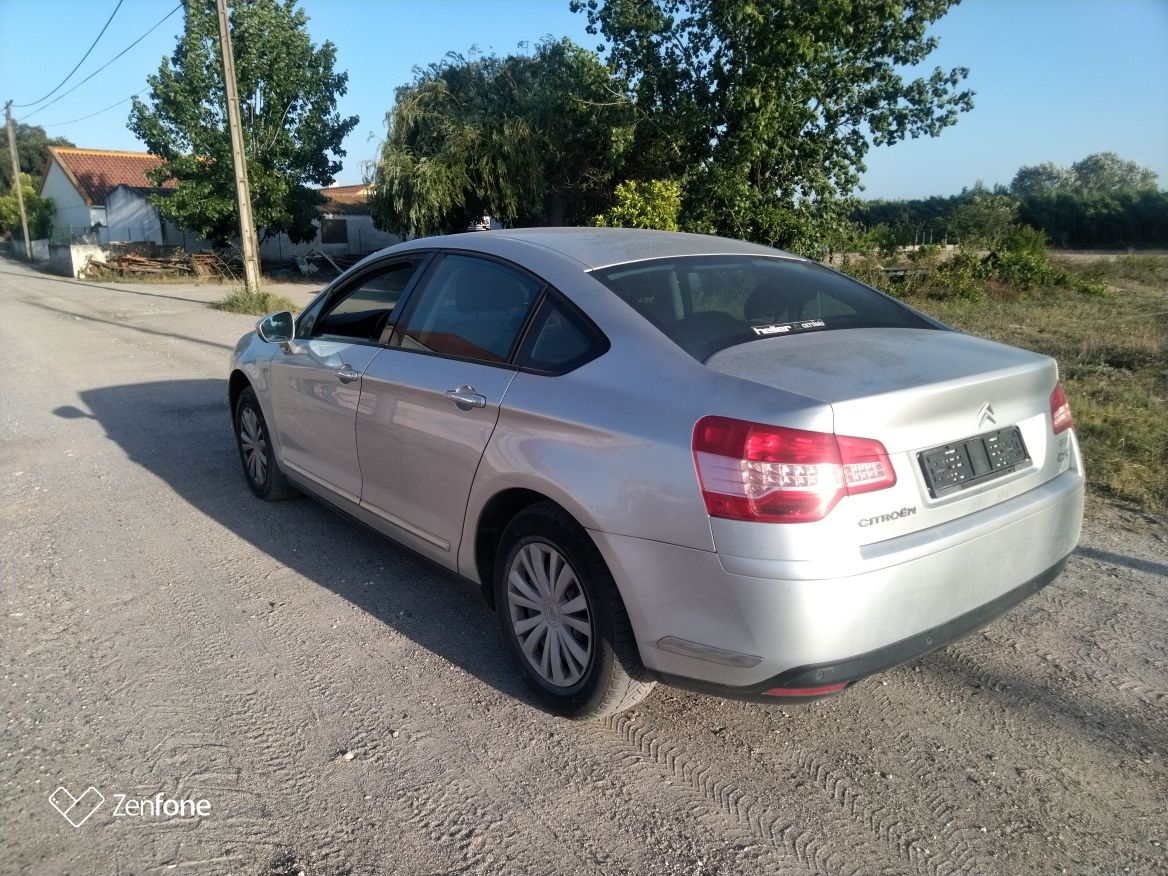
[692, 416, 896, 523]
[1050, 384, 1073, 434]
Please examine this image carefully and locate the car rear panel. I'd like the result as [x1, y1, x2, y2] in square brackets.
[703, 327, 1074, 557]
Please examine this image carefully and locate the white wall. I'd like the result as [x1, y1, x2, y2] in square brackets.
[41, 162, 103, 238]
[105, 187, 164, 243]
[258, 213, 401, 262]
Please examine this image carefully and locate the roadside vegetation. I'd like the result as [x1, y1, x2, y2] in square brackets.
[211, 287, 300, 316]
[841, 246, 1167, 511]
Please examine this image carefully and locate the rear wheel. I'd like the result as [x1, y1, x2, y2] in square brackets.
[494, 502, 655, 719]
[234, 387, 295, 500]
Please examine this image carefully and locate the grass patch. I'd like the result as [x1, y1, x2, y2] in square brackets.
[897, 256, 1167, 511]
[211, 287, 300, 316]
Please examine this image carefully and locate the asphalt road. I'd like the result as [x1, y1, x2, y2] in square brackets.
[2, 255, 1165, 876]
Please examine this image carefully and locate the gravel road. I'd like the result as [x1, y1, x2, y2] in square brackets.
[2, 255, 1165, 876]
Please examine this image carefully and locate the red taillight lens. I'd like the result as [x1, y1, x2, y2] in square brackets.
[1050, 384, 1073, 434]
[692, 416, 896, 523]
[762, 682, 848, 697]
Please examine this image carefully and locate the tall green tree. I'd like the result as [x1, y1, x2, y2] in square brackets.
[0, 172, 54, 237]
[1009, 161, 1071, 197]
[129, 0, 358, 245]
[1070, 152, 1159, 194]
[370, 38, 635, 235]
[0, 124, 74, 190]
[572, 0, 974, 254]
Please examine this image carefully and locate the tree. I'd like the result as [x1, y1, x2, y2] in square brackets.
[572, 0, 974, 254]
[129, 0, 358, 245]
[592, 179, 682, 229]
[946, 184, 1017, 249]
[1071, 152, 1159, 194]
[1009, 161, 1071, 197]
[0, 172, 54, 238]
[0, 124, 74, 191]
[370, 39, 635, 236]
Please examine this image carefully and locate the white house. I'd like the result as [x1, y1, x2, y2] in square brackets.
[40, 147, 171, 243]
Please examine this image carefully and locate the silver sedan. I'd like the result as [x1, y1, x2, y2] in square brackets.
[229, 228, 1084, 718]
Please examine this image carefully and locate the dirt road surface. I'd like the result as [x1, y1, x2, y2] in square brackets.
[2, 256, 1165, 876]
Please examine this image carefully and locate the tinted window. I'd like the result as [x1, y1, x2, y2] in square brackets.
[400, 255, 541, 363]
[309, 261, 419, 342]
[592, 255, 936, 361]
[515, 294, 608, 373]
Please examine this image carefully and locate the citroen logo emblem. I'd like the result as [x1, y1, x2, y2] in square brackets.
[977, 402, 996, 430]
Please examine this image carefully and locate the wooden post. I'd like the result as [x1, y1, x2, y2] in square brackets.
[214, 0, 262, 292]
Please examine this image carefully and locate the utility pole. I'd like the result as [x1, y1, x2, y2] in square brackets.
[214, 0, 262, 292]
[5, 101, 33, 262]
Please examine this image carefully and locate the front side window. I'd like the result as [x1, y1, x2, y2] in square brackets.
[592, 255, 937, 361]
[305, 260, 420, 343]
[399, 255, 542, 364]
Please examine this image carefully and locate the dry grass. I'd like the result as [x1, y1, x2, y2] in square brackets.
[899, 257, 1167, 511]
[211, 287, 300, 316]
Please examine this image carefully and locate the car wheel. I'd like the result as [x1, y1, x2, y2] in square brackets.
[234, 387, 295, 500]
[495, 502, 655, 719]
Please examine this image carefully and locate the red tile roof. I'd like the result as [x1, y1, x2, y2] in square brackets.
[321, 184, 371, 215]
[46, 147, 171, 205]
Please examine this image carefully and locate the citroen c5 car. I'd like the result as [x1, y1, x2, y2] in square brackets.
[228, 228, 1084, 719]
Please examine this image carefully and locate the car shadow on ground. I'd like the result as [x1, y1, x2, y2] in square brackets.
[63, 377, 538, 712]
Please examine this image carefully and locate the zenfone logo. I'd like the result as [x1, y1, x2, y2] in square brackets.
[859, 506, 917, 528]
[48, 786, 105, 827]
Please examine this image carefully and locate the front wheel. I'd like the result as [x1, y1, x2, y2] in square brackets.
[494, 502, 655, 719]
[234, 387, 296, 500]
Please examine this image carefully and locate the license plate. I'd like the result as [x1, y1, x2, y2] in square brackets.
[919, 426, 1030, 498]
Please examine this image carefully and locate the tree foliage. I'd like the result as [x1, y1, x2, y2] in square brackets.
[0, 172, 55, 238]
[592, 179, 682, 229]
[0, 124, 74, 191]
[1011, 152, 1159, 197]
[572, 0, 974, 253]
[129, 0, 358, 245]
[370, 38, 635, 236]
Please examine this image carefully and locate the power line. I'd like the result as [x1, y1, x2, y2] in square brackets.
[40, 88, 151, 128]
[24, 3, 183, 122]
[12, 0, 124, 109]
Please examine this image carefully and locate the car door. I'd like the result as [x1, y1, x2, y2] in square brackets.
[355, 253, 543, 565]
[267, 257, 425, 502]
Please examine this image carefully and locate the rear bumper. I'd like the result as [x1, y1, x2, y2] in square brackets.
[589, 468, 1083, 691]
[655, 557, 1066, 702]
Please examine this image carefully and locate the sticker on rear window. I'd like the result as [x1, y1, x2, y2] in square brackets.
[751, 319, 826, 337]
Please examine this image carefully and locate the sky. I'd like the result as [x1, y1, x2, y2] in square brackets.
[1, 0, 1165, 201]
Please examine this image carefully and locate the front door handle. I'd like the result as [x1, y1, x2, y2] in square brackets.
[335, 364, 360, 384]
[445, 384, 487, 410]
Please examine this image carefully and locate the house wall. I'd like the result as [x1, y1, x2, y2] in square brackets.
[105, 187, 164, 243]
[258, 213, 401, 263]
[42, 162, 103, 237]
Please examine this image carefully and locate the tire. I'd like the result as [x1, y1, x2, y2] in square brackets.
[234, 387, 296, 501]
[494, 502, 655, 719]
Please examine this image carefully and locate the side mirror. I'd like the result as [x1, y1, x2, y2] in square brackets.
[256, 310, 295, 343]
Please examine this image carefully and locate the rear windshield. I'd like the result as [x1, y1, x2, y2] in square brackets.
[591, 255, 936, 361]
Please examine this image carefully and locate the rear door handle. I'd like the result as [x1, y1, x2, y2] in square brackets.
[445, 384, 487, 410]
[335, 364, 360, 384]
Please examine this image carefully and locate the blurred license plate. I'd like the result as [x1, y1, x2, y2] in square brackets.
[919, 426, 1030, 498]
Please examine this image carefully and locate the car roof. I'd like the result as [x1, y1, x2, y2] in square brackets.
[391, 227, 798, 271]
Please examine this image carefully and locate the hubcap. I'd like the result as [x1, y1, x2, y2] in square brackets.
[506, 542, 593, 688]
[239, 406, 268, 486]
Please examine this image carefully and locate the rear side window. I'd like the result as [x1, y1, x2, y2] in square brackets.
[592, 255, 936, 361]
[399, 254, 542, 364]
[515, 294, 608, 373]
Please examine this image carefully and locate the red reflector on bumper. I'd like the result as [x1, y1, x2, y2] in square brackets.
[763, 682, 848, 697]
